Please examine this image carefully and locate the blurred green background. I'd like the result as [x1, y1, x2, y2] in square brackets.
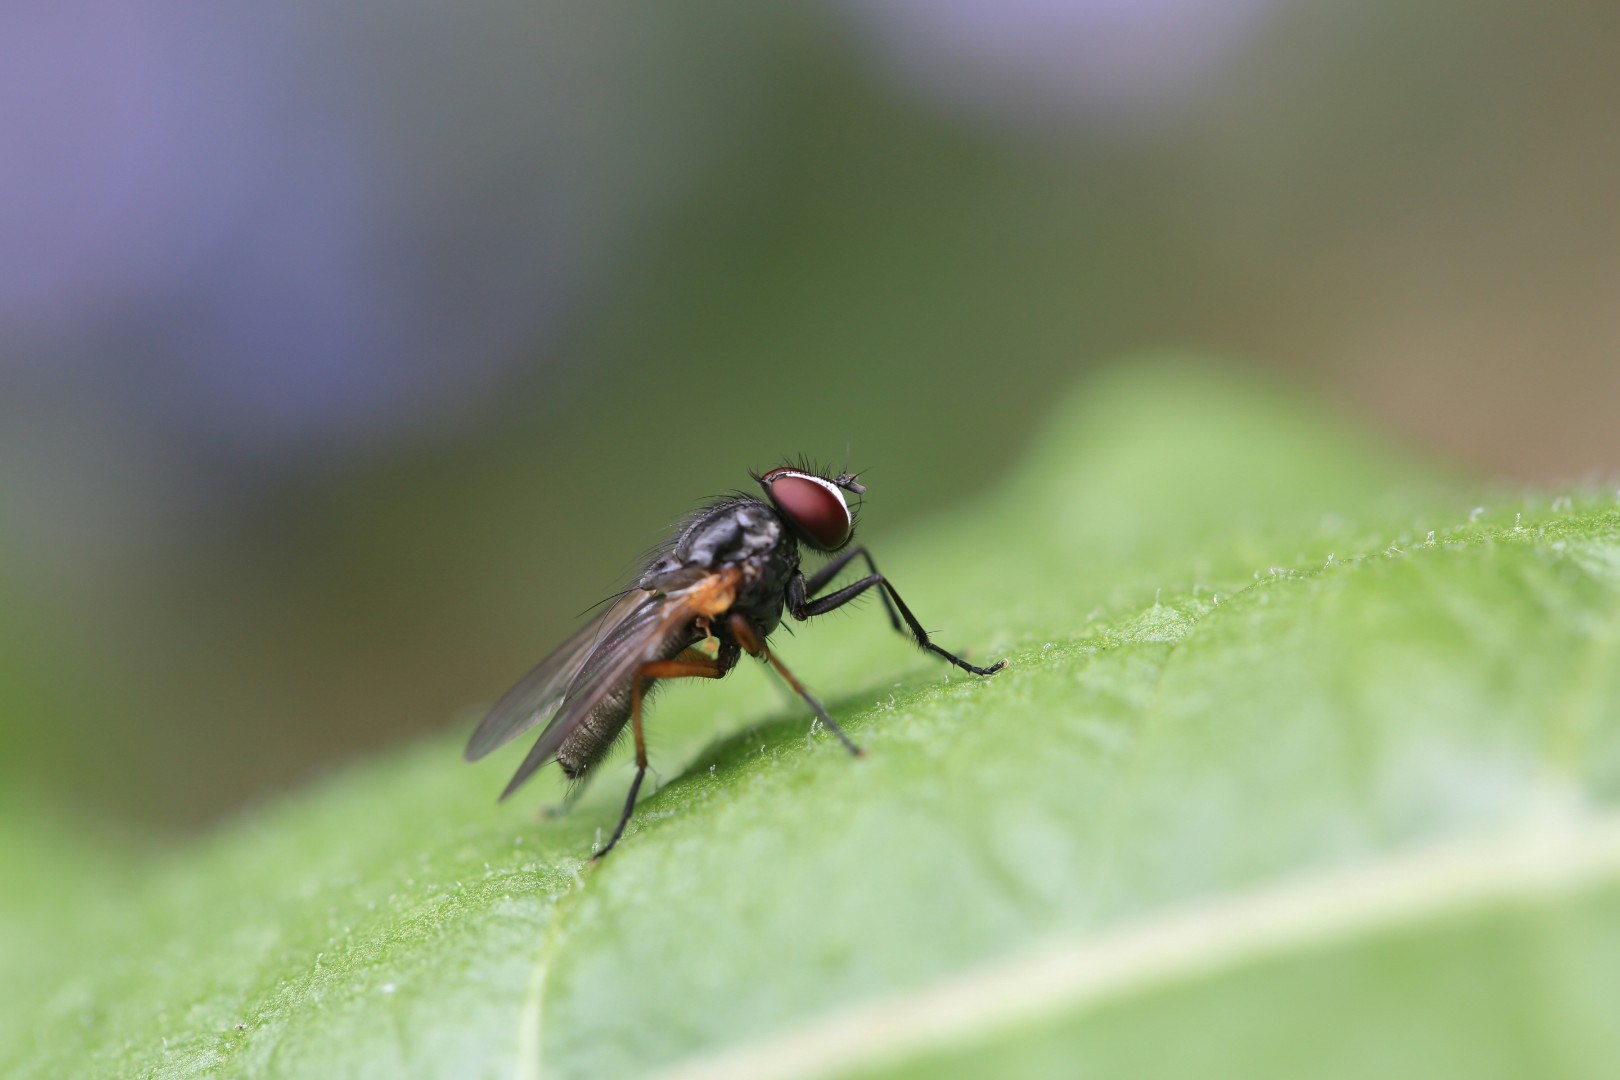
[3, 0, 1619, 832]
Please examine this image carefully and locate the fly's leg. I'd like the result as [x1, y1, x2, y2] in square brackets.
[593, 651, 728, 861]
[728, 613, 863, 757]
[800, 546, 902, 632]
[790, 570, 1005, 677]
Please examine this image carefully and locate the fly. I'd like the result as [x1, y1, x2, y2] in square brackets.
[464, 463, 1005, 859]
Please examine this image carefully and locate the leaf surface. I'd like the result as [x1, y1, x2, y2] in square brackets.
[6, 360, 1620, 1079]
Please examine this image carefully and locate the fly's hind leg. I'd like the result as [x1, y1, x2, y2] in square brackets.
[593, 649, 731, 861]
[727, 613, 863, 757]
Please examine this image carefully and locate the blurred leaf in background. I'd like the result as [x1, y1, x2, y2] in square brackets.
[5, 363, 1620, 1078]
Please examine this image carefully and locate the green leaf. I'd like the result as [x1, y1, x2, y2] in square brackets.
[7, 358, 1620, 1079]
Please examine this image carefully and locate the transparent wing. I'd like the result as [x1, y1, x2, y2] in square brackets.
[496, 590, 704, 801]
[463, 589, 653, 762]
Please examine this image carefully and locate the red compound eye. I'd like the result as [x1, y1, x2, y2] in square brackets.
[761, 468, 852, 550]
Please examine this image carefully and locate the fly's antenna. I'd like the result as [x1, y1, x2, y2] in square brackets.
[834, 440, 866, 495]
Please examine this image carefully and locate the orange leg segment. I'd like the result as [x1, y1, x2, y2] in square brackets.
[594, 652, 726, 861]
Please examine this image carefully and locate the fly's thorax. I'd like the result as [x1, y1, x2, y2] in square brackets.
[729, 537, 797, 638]
[679, 498, 780, 566]
[640, 497, 784, 592]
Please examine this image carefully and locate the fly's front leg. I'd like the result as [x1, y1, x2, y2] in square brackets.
[593, 649, 732, 861]
[728, 613, 862, 757]
[792, 569, 1005, 677]
[795, 546, 902, 632]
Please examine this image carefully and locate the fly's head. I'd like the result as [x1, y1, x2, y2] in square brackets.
[754, 464, 864, 552]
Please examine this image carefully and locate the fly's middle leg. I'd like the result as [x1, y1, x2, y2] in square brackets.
[727, 613, 862, 757]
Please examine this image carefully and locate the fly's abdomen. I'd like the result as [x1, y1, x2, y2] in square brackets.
[556, 682, 632, 780]
[556, 632, 691, 781]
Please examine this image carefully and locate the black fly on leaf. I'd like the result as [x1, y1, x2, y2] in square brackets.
[465, 463, 1005, 859]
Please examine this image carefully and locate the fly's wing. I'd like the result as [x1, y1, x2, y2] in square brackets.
[495, 566, 743, 801]
[464, 589, 653, 762]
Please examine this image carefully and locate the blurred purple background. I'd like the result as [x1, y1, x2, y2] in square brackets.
[3, 0, 1618, 826]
